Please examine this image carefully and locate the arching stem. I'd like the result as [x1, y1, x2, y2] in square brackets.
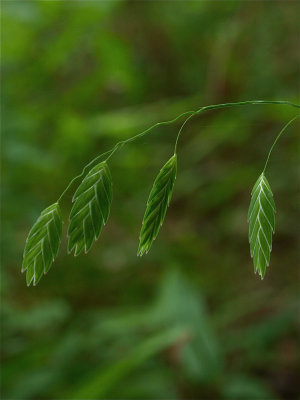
[174, 111, 198, 154]
[58, 100, 300, 201]
[262, 114, 300, 174]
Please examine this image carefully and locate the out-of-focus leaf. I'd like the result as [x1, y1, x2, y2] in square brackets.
[68, 326, 188, 398]
[222, 375, 278, 400]
[153, 269, 223, 382]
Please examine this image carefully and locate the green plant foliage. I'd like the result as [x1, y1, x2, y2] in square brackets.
[138, 154, 177, 256]
[18, 107, 299, 285]
[22, 203, 62, 286]
[68, 161, 113, 256]
[248, 173, 276, 279]
[71, 326, 186, 398]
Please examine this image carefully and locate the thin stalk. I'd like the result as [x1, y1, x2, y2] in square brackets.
[174, 111, 198, 154]
[262, 114, 300, 173]
[105, 109, 196, 160]
[58, 100, 300, 201]
[58, 110, 195, 201]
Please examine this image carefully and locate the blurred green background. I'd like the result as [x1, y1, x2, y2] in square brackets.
[2, 1, 300, 399]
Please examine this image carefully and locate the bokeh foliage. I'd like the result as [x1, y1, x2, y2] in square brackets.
[1, 1, 300, 399]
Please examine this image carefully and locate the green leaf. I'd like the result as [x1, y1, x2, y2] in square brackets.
[22, 203, 62, 286]
[248, 173, 276, 279]
[68, 161, 113, 256]
[138, 154, 177, 256]
[67, 326, 187, 398]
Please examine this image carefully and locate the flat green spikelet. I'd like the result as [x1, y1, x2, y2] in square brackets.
[22, 202, 62, 286]
[68, 161, 113, 256]
[248, 173, 276, 279]
[138, 154, 177, 256]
